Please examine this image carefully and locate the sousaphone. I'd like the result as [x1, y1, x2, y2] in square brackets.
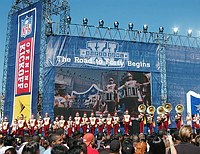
[138, 104, 146, 113]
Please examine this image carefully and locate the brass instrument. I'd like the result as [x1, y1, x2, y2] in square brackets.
[147, 105, 155, 114]
[138, 104, 146, 113]
[164, 103, 172, 112]
[175, 104, 184, 113]
[157, 106, 165, 115]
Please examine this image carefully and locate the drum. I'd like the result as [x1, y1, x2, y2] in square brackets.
[102, 91, 114, 102]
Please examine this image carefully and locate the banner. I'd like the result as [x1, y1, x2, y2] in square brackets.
[187, 91, 200, 116]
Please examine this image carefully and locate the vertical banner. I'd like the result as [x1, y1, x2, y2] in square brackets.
[12, 3, 42, 121]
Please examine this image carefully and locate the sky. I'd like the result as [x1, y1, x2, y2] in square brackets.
[0, 0, 200, 93]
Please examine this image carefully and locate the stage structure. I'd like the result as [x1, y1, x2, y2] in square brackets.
[2, 1, 200, 130]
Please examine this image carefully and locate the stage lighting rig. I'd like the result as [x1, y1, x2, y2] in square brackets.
[159, 26, 164, 33]
[128, 22, 134, 30]
[143, 24, 148, 33]
[114, 21, 119, 29]
[187, 29, 192, 37]
[173, 27, 178, 35]
[99, 19, 104, 27]
[83, 17, 88, 25]
[66, 16, 71, 24]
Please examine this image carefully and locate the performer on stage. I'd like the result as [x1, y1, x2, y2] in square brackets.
[2, 117, 9, 136]
[66, 116, 74, 137]
[186, 112, 192, 126]
[123, 110, 132, 135]
[163, 111, 170, 131]
[29, 114, 37, 136]
[53, 116, 60, 130]
[59, 115, 66, 130]
[10, 119, 18, 136]
[97, 113, 105, 133]
[123, 73, 141, 115]
[89, 112, 97, 135]
[146, 113, 154, 134]
[18, 114, 26, 136]
[156, 114, 164, 131]
[74, 112, 81, 131]
[81, 112, 89, 134]
[43, 112, 51, 137]
[193, 114, 199, 134]
[102, 78, 118, 114]
[138, 112, 145, 134]
[175, 113, 182, 129]
[37, 116, 44, 135]
[105, 113, 113, 136]
[112, 112, 120, 135]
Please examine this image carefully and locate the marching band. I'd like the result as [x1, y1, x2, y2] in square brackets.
[0, 106, 199, 137]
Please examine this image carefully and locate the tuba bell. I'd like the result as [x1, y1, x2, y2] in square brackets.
[164, 103, 172, 112]
[138, 104, 146, 113]
[175, 104, 184, 113]
[147, 105, 155, 114]
[157, 106, 165, 115]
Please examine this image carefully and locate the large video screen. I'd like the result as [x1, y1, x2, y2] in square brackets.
[54, 67, 151, 117]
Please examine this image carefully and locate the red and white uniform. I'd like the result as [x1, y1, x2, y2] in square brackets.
[59, 116, 66, 129]
[193, 114, 199, 129]
[89, 113, 97, 135]
[29, 115, 37, 136]
[146, 114, 154, 134]
[123, 111, 132, 135]
[43, 113, 51, 137]
[175, 113, 182, 129]
[2, 117, 9, 136]
[97, 114, 105, 133]
[53, 117, 60, 130]
[105, 114, 113, 135]
[66, 116, 74, 137]
[112, 113, 120, 135]
[163, 112, 170, 131]
[18, 115, 26, 136]
[74, 112, 81, 131]
[157, 114, 163, 131]
[186, 113, 192, 126]
[37, 116, 44, 134]
[10, 119, 18, 136]
[81, 113, 89, 134]
[138, 113, 145, 134]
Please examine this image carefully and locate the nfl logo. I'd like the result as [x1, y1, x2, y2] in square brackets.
[21, 16, 32, 38]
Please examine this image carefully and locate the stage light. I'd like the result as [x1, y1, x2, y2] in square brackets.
[99, 19, 104, 27]
[128, 22, 134, 30]
[83, 17, 88, 25]
[187, 29, 192, 37]
[173, 27, 178, 35]
[143, 24, 148, 33]
[114, 21, 119, 29]
[66, 16, 71, 24]
[159, 26, 164, 33]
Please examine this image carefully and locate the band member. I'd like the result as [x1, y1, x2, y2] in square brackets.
[193, 114, 199, 134]
[123, 73, 141, 115]
[2, 117, 9, 136]
[43, 112, 51, 137]
[74, 112, 81, 131]
[105, 113, 113, 135]
[29, 114, 37, 136]
[157, 114, 164, 131]
[102, 78, 118, 114]
[37, 116, 44, 135]
[81, 112, 89, 134]
[146, 113, 154, 134]
[53, 116, 60, 130]
[89, 112, 97, 135]
[10, 119, 18, 136]
[123, 110, 132, 135]
[97, 113, 105, 133]
[18, 114, 26, 136]
[59, 115, 66, 130]
[66, 116, 74, 137]
[138, 112, 145, 134]
[186, 112, 192, 126]
[163, 111, 170, 131]
[175, 113, 182, 129]
[112, 112, 120, 135]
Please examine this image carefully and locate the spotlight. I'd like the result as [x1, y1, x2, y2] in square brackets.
[128, 22, 134, 30]
[66, 16, 71, 24]
[83, 17, 88, 25]
[159, 26, 164, 33]
[114, 21, 119, 29]
[187, 29, 192, 37]
[173, 27, 178, 35]
[99, 19, 104, 27]
[143, 24, 148, 33]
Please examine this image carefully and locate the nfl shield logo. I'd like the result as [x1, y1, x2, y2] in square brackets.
[21, 16, 32, 38]
[187, 91, 200, 115]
